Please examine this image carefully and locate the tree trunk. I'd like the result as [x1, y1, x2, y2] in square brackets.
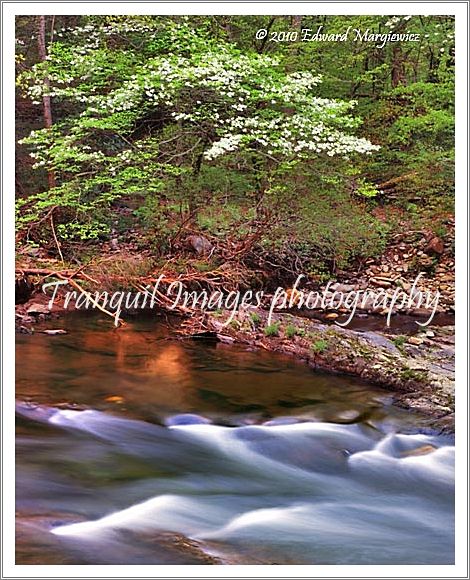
[188, 141, 207, 217]
[391, 45, 406, 88]
[291, 16, 303, 28]
[37, 15, 55, 189]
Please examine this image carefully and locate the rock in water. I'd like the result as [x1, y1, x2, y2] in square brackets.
[401, 444, 437, 457]
[42, 329, 67, 336]
[164, 414, 212, 426]
[325, 312, 339, 320]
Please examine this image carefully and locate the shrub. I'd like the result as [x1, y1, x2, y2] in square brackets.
[264, 322, 281, 337]
[311, 339, 328, 353]
[285, 324, 298, 338]
[250, 312, 261, 325]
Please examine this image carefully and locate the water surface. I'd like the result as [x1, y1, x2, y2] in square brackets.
[16, 314, 455, 565]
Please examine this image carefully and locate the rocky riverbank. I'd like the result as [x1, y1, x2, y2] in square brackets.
[305, 227, 455, 315]
[15, 234, 455, 434]
[204, 308, 455, 434]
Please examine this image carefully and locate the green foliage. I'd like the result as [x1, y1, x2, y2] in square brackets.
[15, 14, 454, 270]
[56, 221, 109, 241]
[285, 324, 299, 339]
[392, 335, 407, 351]
[400, 368, 427, 382]
[364, 77, 454, 204]
[257, 161, 390, 271]
[193, 260, 213, 273]
[264, 322, 281, 337]
[16, 16, 379, 248]
[311, 339, 329, 353]
[250, 312, 261, 325]
[355, 179, 380, 199]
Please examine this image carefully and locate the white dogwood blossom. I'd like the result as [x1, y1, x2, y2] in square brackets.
[18, 19, 379, 191]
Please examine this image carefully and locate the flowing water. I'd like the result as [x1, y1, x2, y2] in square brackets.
[16, 314, 455, 565]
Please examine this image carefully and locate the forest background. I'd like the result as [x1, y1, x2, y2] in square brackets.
[14, 15, 455, 296]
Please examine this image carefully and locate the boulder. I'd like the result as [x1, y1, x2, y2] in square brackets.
[15, 275, 33, 305]
[187, 235, 213, 256]
[26, 303, 51, 315]
[332, 283, 355, 293]
[424, 236, 444, 256]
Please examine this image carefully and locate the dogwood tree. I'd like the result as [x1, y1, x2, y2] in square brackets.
[18, 17, 379, 239]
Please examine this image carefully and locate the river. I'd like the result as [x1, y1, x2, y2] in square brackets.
[15, 313, 455, 565]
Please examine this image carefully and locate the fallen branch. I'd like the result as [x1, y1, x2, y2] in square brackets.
[16, 268, 77, 277]
[15, 263, 256, 321]
[377, 171, 418, 190]
[56, 274, 125, 327]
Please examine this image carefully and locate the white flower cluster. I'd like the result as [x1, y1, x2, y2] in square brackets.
[199, 92, 377, 161]
[105, 78, 142, 112]
[116, 149, 134, 163]
[21, 22, 380, 169]
[384, 16, 410, 29]
[261, 71, 322, 105]
[204, 134, 243, 160]
[103, 50, 281, 114]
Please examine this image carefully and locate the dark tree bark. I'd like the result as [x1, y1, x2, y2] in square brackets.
[37, 15, 55, 189]
[256, 17, 276, 53]
[291, 16, 303, 28]
[391, 45, 406, 88]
